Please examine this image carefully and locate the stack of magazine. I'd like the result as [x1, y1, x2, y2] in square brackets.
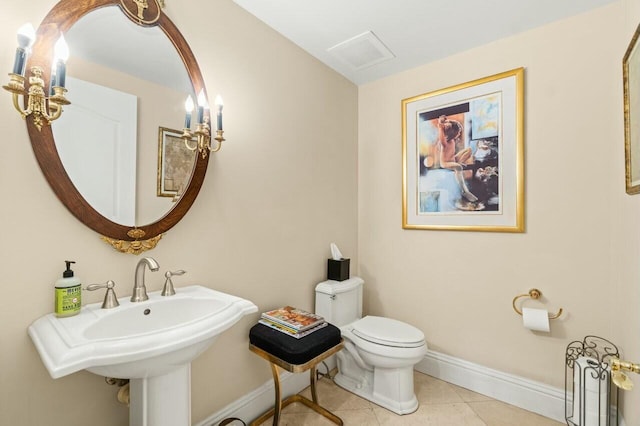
[259, 306, 327, 339]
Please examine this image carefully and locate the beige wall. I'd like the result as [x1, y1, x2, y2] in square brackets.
[0, 0, 357, 425]
[3, 0, 640, 425]
[358, 0, 640, 423]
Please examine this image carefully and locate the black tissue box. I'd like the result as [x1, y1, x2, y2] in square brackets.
[327, 258, 350, 281]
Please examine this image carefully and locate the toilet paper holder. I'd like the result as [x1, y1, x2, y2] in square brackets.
[512, 288, 563, 319]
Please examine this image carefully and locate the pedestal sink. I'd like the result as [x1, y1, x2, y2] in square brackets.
[28, 285, 257, 426]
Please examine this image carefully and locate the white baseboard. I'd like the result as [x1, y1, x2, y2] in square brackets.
[415, 350, 566, 422]
[196, 350, 626, 426]
[194, 370, 311, 426]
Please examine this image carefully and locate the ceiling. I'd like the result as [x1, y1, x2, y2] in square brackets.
[66, 6, 193, 94]
[233, 0, 617, 85]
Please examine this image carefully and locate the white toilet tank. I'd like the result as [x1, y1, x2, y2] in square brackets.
[315, 277, 364, 326]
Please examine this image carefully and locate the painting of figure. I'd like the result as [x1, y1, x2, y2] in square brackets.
[417, 94, 500, 214]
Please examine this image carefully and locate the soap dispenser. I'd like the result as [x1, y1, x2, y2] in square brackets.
[54, 260, 82, 317]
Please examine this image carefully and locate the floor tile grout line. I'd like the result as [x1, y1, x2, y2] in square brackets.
[463, 401, 490, 426]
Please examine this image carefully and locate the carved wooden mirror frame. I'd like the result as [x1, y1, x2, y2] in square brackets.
[25, 0, 209, 254]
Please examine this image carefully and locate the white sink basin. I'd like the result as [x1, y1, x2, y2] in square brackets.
[28, 285, 257, 379]
[29, 285, 257, 426]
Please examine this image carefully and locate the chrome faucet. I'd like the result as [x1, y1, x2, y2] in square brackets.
[131, 257, 159, 302]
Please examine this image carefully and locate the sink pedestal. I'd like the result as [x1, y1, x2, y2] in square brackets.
[130, 365, 191, 426]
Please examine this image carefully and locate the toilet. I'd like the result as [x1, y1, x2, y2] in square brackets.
[315, 277, 427, 415]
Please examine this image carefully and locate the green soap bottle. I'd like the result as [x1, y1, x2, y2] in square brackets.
[54, 260, 82, 317]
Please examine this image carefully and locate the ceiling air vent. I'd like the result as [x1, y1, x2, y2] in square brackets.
[327, 31, 395, 71]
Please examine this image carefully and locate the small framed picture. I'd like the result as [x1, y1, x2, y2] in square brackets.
[157, 127, 197, 197]
[624, 23, 640, 194]
[402, 68, 524, 232]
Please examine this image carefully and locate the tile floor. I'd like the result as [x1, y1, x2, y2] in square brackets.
[257, 371, 564, 425]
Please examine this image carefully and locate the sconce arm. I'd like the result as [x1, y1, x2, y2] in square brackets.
[4, 66, 70, 130]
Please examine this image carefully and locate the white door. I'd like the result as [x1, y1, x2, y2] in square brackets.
[52, 76, 137, 226]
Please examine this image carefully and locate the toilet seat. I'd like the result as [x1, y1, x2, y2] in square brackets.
[351, 316, 425, 348]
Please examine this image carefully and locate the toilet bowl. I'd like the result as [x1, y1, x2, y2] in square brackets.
[315, 278, 427, 415]
[335, 315, 427, 414]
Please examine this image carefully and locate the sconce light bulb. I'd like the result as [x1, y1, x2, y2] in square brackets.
[184, 95, 194, 112]
[214, 95, 224, 132]
[197, 89, 208, 108]
[16, 23, 36, 49]
[54, 35, 70, 62]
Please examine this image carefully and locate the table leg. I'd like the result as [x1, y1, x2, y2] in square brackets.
[309, 366, 318, 404]
[270, 363, 282, 426]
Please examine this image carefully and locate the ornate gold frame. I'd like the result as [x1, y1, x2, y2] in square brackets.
[157, 127, 196, 198]
[624, 23, 640, 195]
[401, 68, 524, 232]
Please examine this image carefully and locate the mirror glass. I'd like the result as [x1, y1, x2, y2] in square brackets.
[51, 6, 196, 227]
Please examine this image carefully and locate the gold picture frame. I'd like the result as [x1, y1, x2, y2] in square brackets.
[402, 68, 524, 232]
[157, 127, 197, 198]
[624, 23, 640, 194]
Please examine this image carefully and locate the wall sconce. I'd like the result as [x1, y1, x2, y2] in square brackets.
[3, 24, 71, 131]
[182, 89, 224, 159]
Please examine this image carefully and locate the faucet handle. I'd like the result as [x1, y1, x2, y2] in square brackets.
[85, 280, 120, 309]
[161, 270, 186, 296]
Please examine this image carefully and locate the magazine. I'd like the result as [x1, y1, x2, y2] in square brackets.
[259, 319, 328, 339]
[259, 317, 299, 334]
[261, 306, 325, 331]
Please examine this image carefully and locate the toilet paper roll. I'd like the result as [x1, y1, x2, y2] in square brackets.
[522, 307, 550, 332]
[572, 357, 609, 426]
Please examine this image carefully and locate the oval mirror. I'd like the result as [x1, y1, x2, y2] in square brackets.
[25, 0, 210, 253]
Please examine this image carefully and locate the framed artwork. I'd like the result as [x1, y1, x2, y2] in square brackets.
[402, 68, 524, 232]
[157, 127, 197, 198]
[624, 23, 640, 195]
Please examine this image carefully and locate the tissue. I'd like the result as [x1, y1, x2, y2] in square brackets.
[572, 357, 609, 426]
[330, 243, 343, 260]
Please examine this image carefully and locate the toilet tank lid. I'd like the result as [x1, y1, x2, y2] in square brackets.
[315, 277, 364, 295]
